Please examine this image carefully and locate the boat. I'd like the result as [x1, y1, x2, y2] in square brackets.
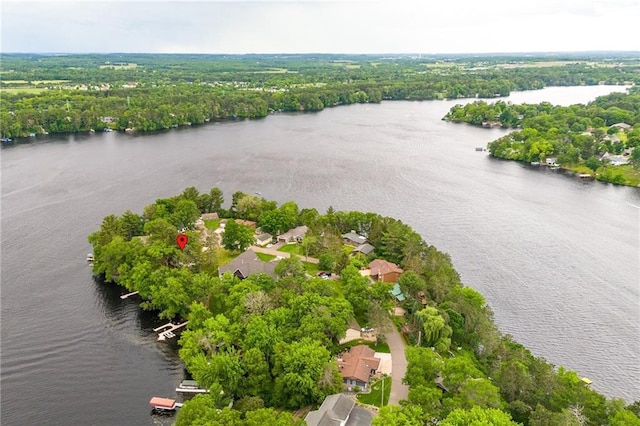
[103, 128, 112, 132]
[86, 253, 94, 262]
[530, 161, 540, 166]
[1, 137, 12, 143]
[176, 379, 209, 393]
[149, 397, 183, 411]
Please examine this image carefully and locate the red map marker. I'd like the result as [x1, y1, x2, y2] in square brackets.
[176, 234, 188, 251]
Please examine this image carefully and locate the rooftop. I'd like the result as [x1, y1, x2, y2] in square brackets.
[337, 345, 380, 384]
[369, 259, 403, 276]
[218, 249, 278, 279]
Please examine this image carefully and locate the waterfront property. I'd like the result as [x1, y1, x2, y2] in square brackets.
[368, 259, 403, 283]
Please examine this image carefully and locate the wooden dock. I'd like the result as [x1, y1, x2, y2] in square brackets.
[120, 291, 139, 300]
[156, 321, 189, 341]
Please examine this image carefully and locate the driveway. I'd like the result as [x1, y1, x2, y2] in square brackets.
[385, 326, 409, 405]
[251, 245, 319, 264]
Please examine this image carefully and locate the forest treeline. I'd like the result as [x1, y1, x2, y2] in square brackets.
[2, 53, 640, 137]
[88, 187, 640, 425]
[444, 88, 640, 186]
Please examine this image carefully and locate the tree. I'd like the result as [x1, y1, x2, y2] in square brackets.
[630, 147, 640, 170]
[373, 405, 426, 426]
[398, 271, 427, 299]
[208, 187, 224, 212]
[274, 256, 306, 279]
[259, 209, 290, 235]
[416, 306, 452, 352]
[317, 253, 335, 271]
[171, 199, 201, 229]
[120, 210, 144, 240]
[222, 219, 255, 252]
[440, 406, 519, 425]
[584, 156, 600, 172]
[271, 338, 333, 408]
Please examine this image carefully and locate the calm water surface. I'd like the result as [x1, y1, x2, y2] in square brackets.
[2, 85, 638, 424]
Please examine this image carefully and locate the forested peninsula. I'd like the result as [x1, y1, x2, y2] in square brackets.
[444, 87, 640, 186]
[88, 187, 640, 425]
[2, 53, 640, 138]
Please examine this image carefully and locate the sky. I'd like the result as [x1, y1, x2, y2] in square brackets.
[1, 0, 639, 54]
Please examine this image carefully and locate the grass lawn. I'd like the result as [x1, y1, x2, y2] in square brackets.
[342, 245, 355, 255]
[278, 244, 301, 255]
[357, 377, 391, 407]
[204, 219, 221, 230]
[339, 339, 390, 353]
[256, 252, 276, 262]
[303, 261, 319, 275]
[217, 248, 237, 267]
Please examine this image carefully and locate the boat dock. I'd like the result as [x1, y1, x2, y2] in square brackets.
[155, 321, 189, 341]
[176, 379, 209, 393]
[120, 291, 139, 299]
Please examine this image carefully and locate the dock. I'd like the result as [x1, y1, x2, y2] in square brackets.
[155, 321, 189, 341]
[578, 173, 593, 179]
[176, 379, 209, 394]
[120, 291, 139, 300]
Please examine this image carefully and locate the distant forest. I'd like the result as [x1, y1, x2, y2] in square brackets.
[1, 53, 639, 137]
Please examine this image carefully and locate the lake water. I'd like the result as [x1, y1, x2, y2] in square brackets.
[1, 85, 638, 424]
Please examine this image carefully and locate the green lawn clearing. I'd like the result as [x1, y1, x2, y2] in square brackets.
[356, 377, 391, 407]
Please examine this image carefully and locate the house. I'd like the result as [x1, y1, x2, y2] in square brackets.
[351, 243, 375, 256]
[277, 225, 308, 243]
[305, 393, 373, 426]
[337, 345, 380, 390]
[389, 283, 406, 302]
[255, 232, 273, 246]
[368, 259, 403, 283]
[610, 122, 632, 130]
[607, 155, 629, 166]
[218, 249, 278, 279]
[200, 213, 219, 221]
[610, 134, 621, 144]
[342, 231, 368, 246]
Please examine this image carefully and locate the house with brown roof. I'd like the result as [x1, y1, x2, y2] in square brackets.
[235, 219, 257, 229]
[368, 259, 403, 283]
[337, 345, 380, 390]
[200, 212, 219, 221]
[218, 249, 278, 279]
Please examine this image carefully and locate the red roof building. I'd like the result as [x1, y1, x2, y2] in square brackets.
[368, 259, 403, 283]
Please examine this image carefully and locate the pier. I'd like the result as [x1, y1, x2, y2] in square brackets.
[155, 321, 189, 341]
[120, 291, 139, 299]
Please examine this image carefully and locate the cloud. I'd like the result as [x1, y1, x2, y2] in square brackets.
[1, 0, 639, 53]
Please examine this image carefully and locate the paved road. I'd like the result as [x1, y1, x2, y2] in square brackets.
[250, 245, 319, 264]
[385, 326, 409, 405]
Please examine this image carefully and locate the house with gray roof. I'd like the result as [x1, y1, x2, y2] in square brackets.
[305, 393, 372, 426]
[342, 232, 368, 246]
[277, 225, 308, 243]
[351, 243, 375, 256]
[218, 249, 278, 279]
